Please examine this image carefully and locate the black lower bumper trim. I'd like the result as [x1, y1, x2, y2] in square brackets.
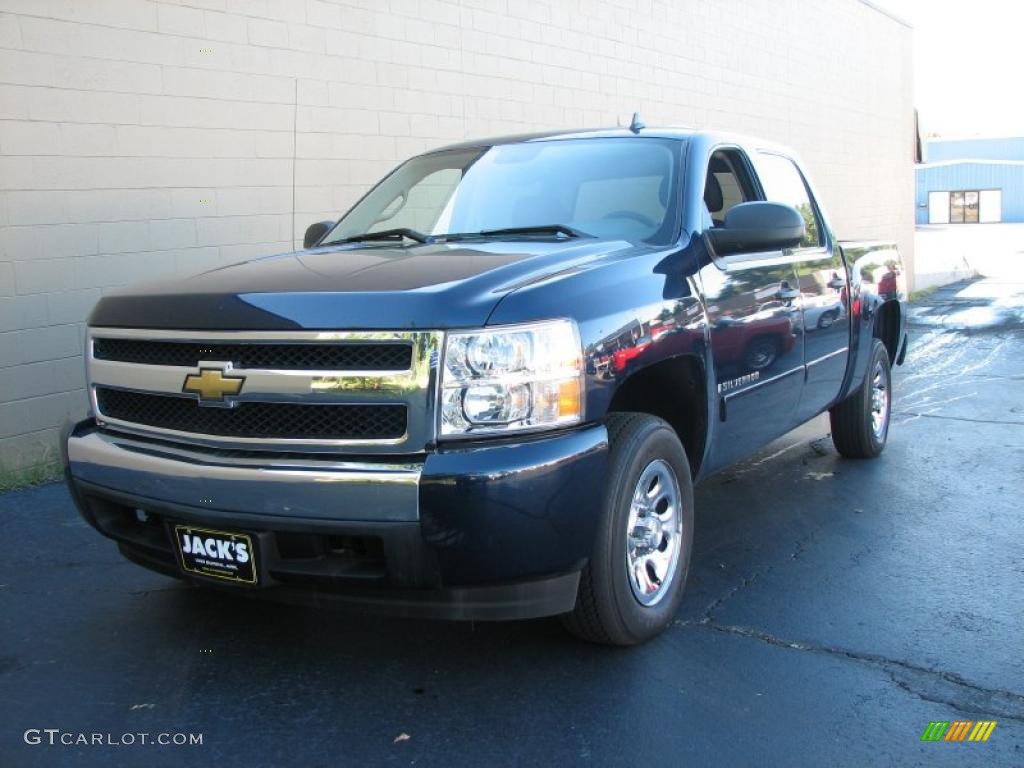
[117, 541, 579, 620]
[74, 477, 581, 621]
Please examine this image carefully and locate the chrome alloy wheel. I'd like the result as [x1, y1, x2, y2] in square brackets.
[870, 359, 889, 439]
[626, 459, 684, 606]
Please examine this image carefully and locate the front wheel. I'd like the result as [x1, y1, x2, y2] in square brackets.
[561, 413, 694, 645]
[830, 338, 892, 458]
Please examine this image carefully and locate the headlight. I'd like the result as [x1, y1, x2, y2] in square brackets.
[440, 319, 583, 437]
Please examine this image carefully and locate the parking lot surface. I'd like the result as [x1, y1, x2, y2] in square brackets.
[2, 277, 1022, 767]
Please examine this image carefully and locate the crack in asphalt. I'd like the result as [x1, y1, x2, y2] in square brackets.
[697, 525, 818, 620]
[679, 532, 1024, 723]
[908, 322, 1024, 336]
[916, 372, 1024, 381]
[698, 571, 763, 619]
[693, 621, 1024, 723]
[677, 309, 1024, 726]
[128, 587, 183, 597]
[893, 411, 1024, 426]
[678, 495, 1024, 724]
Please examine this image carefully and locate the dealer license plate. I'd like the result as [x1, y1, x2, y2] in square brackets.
[174, 525, 257, 585]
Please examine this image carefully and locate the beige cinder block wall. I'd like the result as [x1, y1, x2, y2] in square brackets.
[0, 0, 913, 477]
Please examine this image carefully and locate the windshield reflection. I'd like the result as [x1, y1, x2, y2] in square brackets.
[323, 138, 684, 247]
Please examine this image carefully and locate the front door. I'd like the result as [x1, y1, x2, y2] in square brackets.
[699, 148, 805, 472]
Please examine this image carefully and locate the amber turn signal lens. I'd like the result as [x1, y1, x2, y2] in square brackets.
[558, 378, 581, 418]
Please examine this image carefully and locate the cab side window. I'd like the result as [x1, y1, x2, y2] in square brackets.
[755, 153, 823, 247]
[704, 149, 757, 227]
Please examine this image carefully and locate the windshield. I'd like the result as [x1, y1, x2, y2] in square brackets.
[322, 138, 683, 246]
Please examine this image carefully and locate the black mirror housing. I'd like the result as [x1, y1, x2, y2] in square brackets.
[706, 201, 805, 257]
[303, 220, 335, 249]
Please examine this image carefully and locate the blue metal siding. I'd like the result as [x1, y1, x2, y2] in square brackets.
[926, 137, 1024, 162]
[915, 163, 1024, 224]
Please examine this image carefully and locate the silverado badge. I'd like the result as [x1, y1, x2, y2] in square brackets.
[182, 367, 245, 403]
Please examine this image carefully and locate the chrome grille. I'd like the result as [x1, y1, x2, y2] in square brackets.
[87, 328, 442, 453]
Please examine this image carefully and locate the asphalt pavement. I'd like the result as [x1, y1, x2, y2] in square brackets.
[2, 276, 1022, 767]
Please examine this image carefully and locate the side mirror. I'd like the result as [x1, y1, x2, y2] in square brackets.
[775, 286, 800, 301]
[303, 220, 335, 249]
[706, 201, 805, 257]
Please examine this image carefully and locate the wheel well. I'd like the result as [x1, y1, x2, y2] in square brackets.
[874, 301, 901, 365]
[746, 333, 781, 352]
[606, 356, 707, 476]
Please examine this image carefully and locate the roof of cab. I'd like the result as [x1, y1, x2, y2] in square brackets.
[427, 126, 793, 157]
[431, 126, 702, 153]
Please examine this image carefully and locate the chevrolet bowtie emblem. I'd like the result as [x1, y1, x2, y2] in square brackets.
[182, 367, 245, 403]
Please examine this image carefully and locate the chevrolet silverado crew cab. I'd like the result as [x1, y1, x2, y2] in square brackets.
[63, 127, 908, 645]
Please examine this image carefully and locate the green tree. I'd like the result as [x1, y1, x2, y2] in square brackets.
[797, 203, 819, 247]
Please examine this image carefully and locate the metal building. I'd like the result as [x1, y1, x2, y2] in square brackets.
[916, 137, 1024, 224]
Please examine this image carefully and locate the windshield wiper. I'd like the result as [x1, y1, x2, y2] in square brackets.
[324, 227, 430, 246]
[325, 224, 592, 247]
[437, 224, 592, 242]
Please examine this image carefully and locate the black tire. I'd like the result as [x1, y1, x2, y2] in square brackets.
[743, 335, 779, 372]
[830, 338, 891, 458]
[817, 309, 838, 329]
[561, 413, 694, 646]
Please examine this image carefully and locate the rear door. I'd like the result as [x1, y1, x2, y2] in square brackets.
[698, 147, 805, 472]
[753, 152, 850, 422]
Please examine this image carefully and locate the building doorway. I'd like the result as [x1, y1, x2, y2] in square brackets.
[950, 191, 979, 223]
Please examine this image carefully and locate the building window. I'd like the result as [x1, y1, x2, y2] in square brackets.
[928, 189, 1002, 224]
[950, 190, 980, 223]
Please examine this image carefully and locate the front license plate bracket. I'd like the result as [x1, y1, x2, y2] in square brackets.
[173, 524, 258, 585]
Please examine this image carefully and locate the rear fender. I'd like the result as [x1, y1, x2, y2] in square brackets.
[835, 241, 908, 402]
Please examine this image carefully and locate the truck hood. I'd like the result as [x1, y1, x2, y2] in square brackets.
[89, 239, 637, 330]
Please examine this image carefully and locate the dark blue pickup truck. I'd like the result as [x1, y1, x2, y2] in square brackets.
[63, 127, 907, 645]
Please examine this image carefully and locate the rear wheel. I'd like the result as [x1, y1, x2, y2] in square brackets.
[561, 413, 694, 645]
[830, 338, 891, 458]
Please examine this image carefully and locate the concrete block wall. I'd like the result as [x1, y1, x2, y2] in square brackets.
[0, 0, 914, 476]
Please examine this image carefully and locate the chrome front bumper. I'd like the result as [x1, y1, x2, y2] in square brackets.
[65, 425, 421, 523]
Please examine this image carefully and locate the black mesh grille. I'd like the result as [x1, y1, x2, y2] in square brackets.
[96, 388, 407, 440]
[93, 338, 412, 371]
